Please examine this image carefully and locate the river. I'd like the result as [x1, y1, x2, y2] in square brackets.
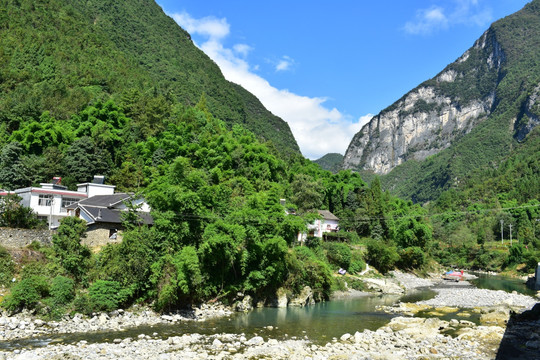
[1, 272, 532, 351]
[2, 289, 436, 350]
[470, 272, 536, 296]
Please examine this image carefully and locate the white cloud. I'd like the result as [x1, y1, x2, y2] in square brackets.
[171, 12, 229, 40]
[233, 44, 252, 57]
[170, 11, 361, 159]
[404, 6, 448, 35]
[275, 55, 294, 72]
[404, 0, 493, 35]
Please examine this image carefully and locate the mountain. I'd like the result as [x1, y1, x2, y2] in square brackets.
[0, 0, 300, 156]
[313, 153, 344, 173]
[342, 0, 540, 202]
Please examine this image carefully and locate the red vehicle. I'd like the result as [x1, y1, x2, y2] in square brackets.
[442, 270, 463, 282]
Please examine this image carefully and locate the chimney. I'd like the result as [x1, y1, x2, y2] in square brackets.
[92, 175, 105, 184]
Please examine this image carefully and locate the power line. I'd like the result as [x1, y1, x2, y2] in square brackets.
[153, 202, 540, 223]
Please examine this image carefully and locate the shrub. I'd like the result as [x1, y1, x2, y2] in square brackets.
[50, 276, 75, 305]
[347, 278, 366, 291]
[349, 250, 366, 274]
[508, 243, 526, 266]
[285, 248, 333, 300]
[88, 280, 123, 312]
[2, 275, 49, 313]
[523, 250, 540, 273]
[366, 240, 399, 274]
[398, 247, 426, 269]
[52, 217, 91, 281]
[323, 242, 351, 270]
[0, 246, 14, 286]
[73, 292, 92, 315]
[305, 236, 321, 249]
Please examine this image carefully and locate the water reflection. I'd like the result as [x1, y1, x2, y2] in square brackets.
[0, 290, 436, 350]
[470, 272, 535, 296]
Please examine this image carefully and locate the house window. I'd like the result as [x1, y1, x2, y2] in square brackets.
[38, 194, 52, 206]
[109, 229, 118, 239]
[61, 197, 79, 209]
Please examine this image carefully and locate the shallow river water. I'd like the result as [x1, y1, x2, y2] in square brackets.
[2, 289, 436, 350]
[2, 272, 532, 350]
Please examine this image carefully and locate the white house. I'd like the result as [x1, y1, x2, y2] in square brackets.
[298, 210, 340, 242]
[11, 176, 116, 229]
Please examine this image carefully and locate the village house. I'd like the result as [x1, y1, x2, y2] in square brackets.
[298, 210, 340, 242]
[9, 177, 89, 229]
[66, 192, 152, 248]
[2, 176, 152, 248]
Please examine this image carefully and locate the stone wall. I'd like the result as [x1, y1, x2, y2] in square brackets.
[0, 227, 53, 249]
[83, 223, 123, 249]
[0, 225, 124, 250]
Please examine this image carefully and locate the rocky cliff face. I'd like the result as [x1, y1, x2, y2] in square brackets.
[343, 29, 506, 174]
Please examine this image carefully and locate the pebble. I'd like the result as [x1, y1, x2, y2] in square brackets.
[0, 273, 531, 360]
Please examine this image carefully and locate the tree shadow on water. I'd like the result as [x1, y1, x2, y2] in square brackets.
[495, 303, 540, 360]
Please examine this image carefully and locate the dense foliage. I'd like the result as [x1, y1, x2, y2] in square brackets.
[0, 0, 538, 318]
[374, 0, 540, 203]
[313, 153, 344, 173]
[0, 98, 436, 315]
[0, 0, 299, 158]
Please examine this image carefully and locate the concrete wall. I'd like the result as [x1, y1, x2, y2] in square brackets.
[0, 228, 52, 249]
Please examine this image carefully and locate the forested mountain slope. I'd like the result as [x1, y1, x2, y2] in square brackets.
[313, 153, 344, 173]
[0, 0, 299, 157]
[343, 0, 540, 202]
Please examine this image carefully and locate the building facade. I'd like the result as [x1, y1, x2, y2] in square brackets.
[10, 176, 116, 229]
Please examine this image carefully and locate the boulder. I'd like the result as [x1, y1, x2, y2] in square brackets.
[235, 295, 253, 312]
[289, 286, 314, 307]
[388, 316, 449, 339]
[246, 336, 264, 346]
[363, 278, 404, 294]
[479, 310, 510, 327]
[457, 325, 505, 344]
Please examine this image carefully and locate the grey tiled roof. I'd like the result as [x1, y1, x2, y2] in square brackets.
[318, 210, 339, 221]
[80, 205, 153, 225]
[72, 193, 132, 208]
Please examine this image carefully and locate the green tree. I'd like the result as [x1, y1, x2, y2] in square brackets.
[0, 194, 41, 228]
[52, 217, 91, 281]
[290, 174, 324, 213]
[0, 142, 30, 189]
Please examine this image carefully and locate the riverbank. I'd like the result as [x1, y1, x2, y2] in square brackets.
[1, 271, 538, 359]
[0, 316, 506, 360]
[0, 303, 233, 342]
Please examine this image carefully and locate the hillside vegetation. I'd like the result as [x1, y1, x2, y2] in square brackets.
[378, 0, 540, 203]
[313, 153, 344, 173]
[0, 0, 539, 318]
[0, 0, 299, 157]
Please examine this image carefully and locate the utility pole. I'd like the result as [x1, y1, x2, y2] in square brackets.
[48, 194, 55, 230]
[509, 224, 512, 246]
[500, 220, 504, 244]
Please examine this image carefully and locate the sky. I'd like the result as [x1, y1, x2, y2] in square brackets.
[156, 0, 530, 159]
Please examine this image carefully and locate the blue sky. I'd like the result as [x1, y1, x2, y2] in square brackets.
[156, 0, 530, 159]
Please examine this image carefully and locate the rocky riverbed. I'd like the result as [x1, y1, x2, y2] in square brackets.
[1, 272, 538, 360]
[0, 316, 506, 360]
[0, 303, 233, 342]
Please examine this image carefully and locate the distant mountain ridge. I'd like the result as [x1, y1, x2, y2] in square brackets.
[313, 153, 344, 173]
[0, 0, 300, 156]
[342, 0, 540, 201]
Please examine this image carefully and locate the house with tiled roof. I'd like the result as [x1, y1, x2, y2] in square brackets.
[66, 192, 152, 248]
[297, 210, 340, 242]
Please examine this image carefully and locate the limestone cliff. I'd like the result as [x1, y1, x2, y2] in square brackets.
[343, 29, 506, 174]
